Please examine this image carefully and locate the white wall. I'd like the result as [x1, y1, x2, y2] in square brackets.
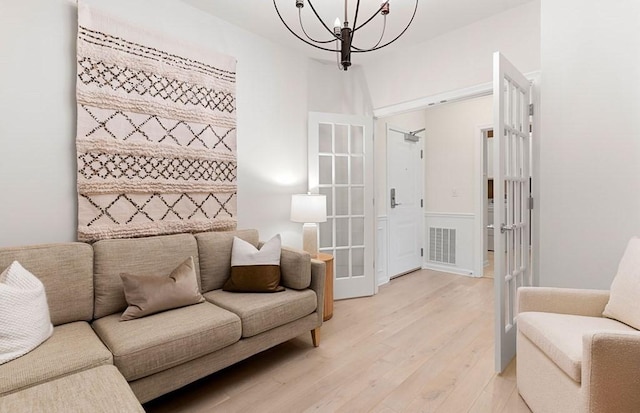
[0, 0, 79, 246]
[362, 0, 540, 110]
[421, 96, 492, 277]
[538, 0, 640, 289]
[423, 96, 492, 213]
[0, 0, 371, 249]
[308, 60, 373, 116]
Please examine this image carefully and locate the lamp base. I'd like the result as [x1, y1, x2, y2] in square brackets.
[302, 223, 319, 258]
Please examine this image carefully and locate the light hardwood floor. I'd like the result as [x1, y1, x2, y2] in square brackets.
[144, 269, 532, 413]
[483, 251, 494, 279]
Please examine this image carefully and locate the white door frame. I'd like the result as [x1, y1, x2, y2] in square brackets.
[474, 123, 494, 277]
[386, 124, 424, 280]
[373, 72, 540, 283]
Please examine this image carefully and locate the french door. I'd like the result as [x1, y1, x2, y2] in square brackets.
[308, 112, 375, 300]
[493, 52, 533, 372]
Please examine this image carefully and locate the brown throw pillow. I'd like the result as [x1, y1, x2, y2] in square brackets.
[120, 257, 204, 321]
[223, 235, 285, 293]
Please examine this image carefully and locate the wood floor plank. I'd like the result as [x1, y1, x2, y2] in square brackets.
[144, 270, 532, 413]
[466, 369, 517, 413]
[500, 386, 534, 413]
[380, 317, 493, 412]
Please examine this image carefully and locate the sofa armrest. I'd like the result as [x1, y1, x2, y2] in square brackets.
[309, 258, 326, 327]
[517, 287, 610, 317]
[582, 331, 640, 413]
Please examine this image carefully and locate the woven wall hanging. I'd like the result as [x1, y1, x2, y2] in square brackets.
[76, 1, 237, 242]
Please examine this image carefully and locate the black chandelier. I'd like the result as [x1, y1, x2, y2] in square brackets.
[273, 0, 418, 71]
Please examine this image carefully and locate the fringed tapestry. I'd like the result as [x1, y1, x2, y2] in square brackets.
[76, 2, 237, 242]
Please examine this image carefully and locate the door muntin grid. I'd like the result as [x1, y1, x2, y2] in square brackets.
[318, 122, 366, 280]
[500, 77, 531, 333]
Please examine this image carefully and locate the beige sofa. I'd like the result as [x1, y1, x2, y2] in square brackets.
[517, 287, 640, 413]
[0, 229, 325, 411]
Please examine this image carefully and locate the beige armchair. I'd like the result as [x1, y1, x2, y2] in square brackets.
[516, 286, 640, 413]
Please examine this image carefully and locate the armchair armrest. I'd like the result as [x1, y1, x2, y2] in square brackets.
[309, 258, 326, 327]
[582, 331, 640, 413]
[517, 287, 610, 317]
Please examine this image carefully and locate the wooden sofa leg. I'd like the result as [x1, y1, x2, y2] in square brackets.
[311, 328, 320, 347]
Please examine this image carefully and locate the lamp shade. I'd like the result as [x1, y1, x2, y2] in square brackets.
[290, 194, 327, 223]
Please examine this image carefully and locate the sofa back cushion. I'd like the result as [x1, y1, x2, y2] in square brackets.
[93, 233, 199, 319]
[603, 237, 640, 329]
[0, 243, 93, 325]
[195, 230, 259, 292]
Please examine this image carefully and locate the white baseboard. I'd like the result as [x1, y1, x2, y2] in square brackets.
[423, 262, 478, 277]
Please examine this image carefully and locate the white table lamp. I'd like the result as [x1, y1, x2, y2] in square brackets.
[290, 193, 327, 258]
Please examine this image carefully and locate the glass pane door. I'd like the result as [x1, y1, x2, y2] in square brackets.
[309, 112, 374, 299]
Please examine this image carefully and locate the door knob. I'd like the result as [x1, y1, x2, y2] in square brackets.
[500, 224, 514, 233]
[390, 188, 402, 208]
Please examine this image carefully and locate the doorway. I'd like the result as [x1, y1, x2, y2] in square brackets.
[482, 128, 495, 279]
[379, 94, 494, 278]
[374, 60, 538, 374]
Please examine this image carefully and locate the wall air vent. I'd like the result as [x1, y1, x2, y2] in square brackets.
[429, 227, 456, 265]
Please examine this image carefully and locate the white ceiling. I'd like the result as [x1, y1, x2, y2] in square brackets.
[181, 0, 534, 64]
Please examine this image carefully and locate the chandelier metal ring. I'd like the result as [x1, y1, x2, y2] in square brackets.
[273, 0, 418, 70]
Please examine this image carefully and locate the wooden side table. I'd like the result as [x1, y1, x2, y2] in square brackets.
[316, 253, 334, 321]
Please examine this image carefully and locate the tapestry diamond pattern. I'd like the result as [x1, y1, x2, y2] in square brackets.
[76, 2, 237, 242]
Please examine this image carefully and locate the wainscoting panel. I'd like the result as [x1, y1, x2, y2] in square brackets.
[376, 216, 389, 286]
[424, 212, 476, 276]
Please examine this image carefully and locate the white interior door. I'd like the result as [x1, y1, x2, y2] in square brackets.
[309, 112, 375, 299]
[493, 52, 532, 372]
[387, 126, 424, 278]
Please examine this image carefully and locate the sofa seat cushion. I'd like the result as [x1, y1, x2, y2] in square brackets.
[204, 289, 317, 338]
[518, 312, 636, 382]
[92, 302, 241, 381]
[0, 365, 144, 413]
[0, 321, 113, 396]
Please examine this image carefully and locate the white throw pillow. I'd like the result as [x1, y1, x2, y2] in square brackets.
[0, 261, 54, 365]
[223, 234, 284, 293]
[231, 234, 281, 267]
[603, 237, 640, 329]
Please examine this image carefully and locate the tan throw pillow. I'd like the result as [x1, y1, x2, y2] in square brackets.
[223, 234, 284, 293]
[120, 257, 204, 321]
[0, 261, 53, 365]
[603, 237, 640, 329]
